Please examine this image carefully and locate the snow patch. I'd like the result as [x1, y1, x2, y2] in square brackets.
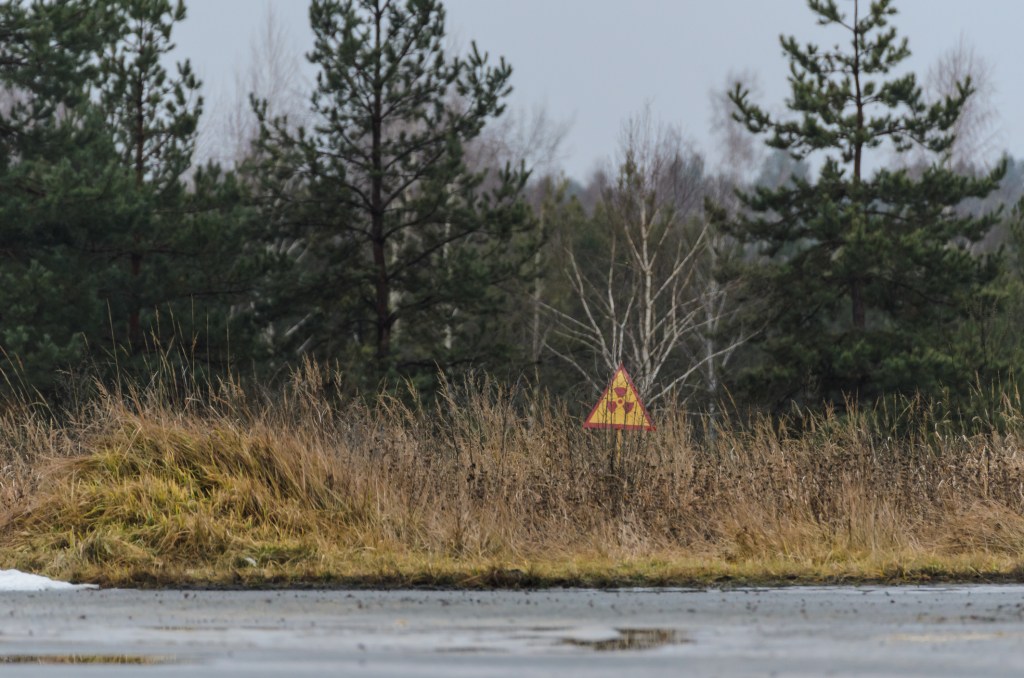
[0, 569, 97, 591]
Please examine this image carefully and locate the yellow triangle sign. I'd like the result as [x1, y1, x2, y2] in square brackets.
[583, 364, 655, 431]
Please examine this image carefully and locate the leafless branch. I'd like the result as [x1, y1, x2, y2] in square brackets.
[546, 108, 749, 406]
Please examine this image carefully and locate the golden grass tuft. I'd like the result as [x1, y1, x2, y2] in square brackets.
[2, 365, 1024, 587]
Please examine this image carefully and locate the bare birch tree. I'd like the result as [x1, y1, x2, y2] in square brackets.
[710, 69, 764, 184]
[927, 35, 1000, 172]
[458, 103, 570, 376]
[546, 110, 746, 404]
[200, 2, 309, 168]
[896, 35, 1000, 175]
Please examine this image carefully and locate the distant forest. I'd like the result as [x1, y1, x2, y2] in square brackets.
[2, 0, 1023, 420]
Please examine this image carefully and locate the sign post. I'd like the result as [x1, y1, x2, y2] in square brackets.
[583, 364, 655, 474]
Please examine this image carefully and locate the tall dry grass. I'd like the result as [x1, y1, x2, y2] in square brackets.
[2, 362, 1024, 586]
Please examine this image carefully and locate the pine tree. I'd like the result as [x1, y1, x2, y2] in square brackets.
[0, 1, 259, 392]
[0, 1, 119, 392]
[0, 1, 105, 122]
[253, 0, 535, 385]
[97, 0, 202, 351]
[726, 0, 1005, 407]
[95, 0, 261, 372]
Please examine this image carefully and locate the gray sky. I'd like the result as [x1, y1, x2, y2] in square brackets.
[177, 0, 1023, 180]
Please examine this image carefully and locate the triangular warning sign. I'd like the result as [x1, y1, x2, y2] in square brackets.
[583, 364, 655, 431]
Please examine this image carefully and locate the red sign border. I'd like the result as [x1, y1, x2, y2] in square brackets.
[582, 363, 656, 431]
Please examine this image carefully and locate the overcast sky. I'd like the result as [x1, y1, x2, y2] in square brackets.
[177, 0, 1022, 180]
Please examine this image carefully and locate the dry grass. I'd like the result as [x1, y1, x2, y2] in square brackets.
[2, 363, 1024, 587]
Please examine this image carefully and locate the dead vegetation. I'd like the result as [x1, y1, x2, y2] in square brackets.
[2, 363, 1024, 587]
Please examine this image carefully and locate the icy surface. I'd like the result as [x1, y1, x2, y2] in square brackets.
[0, 569, 96, 591]
[5, 586, 1024, 675]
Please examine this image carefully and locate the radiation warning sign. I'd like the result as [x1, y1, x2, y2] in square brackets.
[583, 364, 655, 431]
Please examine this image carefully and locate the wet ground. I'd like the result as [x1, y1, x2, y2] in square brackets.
[2, 585, 1024, 676]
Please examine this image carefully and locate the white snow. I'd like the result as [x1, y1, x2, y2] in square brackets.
[0, 569, 96, 591]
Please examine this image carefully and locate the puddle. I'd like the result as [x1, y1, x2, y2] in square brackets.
[563, 628, 688, 652]
[0, 655, 175, 665]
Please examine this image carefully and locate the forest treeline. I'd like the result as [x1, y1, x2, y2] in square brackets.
[3, 0, 1024, 420]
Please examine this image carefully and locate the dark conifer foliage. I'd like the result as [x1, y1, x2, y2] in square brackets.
[252, 0, 535, 386]
[94, 0, 261, 373]
[0, 1, 118, 391]
[725, 0, 1005, 407]
[0, 0, 1022, 414]
[97, 0, 202, 349]
[0, 1, 260, 392]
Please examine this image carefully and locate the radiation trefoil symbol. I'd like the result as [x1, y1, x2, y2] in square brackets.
[582, 364, 655, 431]
[606, 386, 636, 415]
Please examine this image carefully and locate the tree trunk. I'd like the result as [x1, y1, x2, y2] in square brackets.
[129, 77, 145, 348]
[371, 3, 390, 368]
[850, 0, 866, 331]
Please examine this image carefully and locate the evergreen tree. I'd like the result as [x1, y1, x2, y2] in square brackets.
[97, 0, 202, 350]
[726, 0, 1005, 407]
[95, 0, 260, 372]
[253, 0, 535, 386]
[0, 1, 119, 392]
[0, 1, 106, 121]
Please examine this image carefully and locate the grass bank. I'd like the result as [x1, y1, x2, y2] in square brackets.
[2, 365, 1024, 588]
